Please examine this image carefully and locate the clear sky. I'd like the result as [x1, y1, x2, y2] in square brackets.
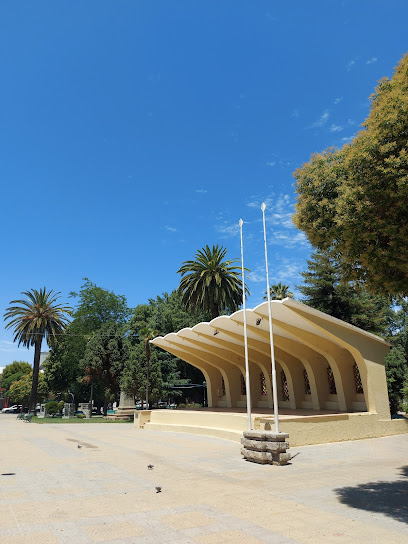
[1, 0, 407, 367]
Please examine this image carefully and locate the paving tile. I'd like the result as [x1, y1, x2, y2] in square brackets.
[84, 520, 146, 541]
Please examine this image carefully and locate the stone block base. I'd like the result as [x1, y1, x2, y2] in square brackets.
[105, 407, 135, 421]
[241, 431, 290, 465]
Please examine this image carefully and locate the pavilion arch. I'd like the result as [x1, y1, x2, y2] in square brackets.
[151, 299, 390, 419]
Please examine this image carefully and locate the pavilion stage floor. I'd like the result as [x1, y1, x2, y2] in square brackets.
[135, 407, 408, 447]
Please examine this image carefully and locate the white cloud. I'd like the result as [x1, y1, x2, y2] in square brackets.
[165, 226, 177, 232]
[366, 57, 378, 65]
[215, 222, 240, 238]
[266, 161, 276, 167]
[195, 189, 207, 194]
[308, 110, 330, 129]
[247, 194, 302, 234]
[334, 97, 343, 104]
[341, 136, 353, 142]
[329, 124, 344, 132]
[347, 119, 355, 125]
[291, 108, 300, 118]
[269, 231, 309, 248]
[346, 59, 356, 71]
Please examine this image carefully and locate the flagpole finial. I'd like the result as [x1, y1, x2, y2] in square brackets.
[261, 202, 266, 212]
[239, 219, 243, 227]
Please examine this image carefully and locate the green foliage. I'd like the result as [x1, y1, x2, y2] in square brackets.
[294, 53, 408, 296]
[9, 372, 48, 405]
[402, 379, 408, 413]
[177, 244, 248, 319]
[121, 342, 163, 406]
[76, 413, 86, 419]
[264, 283, 294, 301]
[46, 279, 131, 405]
[80, 322, 129, 408]
[0, 361, 32, 397]
[4, 288, 72, 412]
[4, 288, 72, 347]
[385, 346, 408, 414]
[43, 327, 87, 396]
[177, 402, 202, 409]
[297, 249, 393, 336]
[70, 278, 130, 332]
[45, 400, 61, 416]
[128, 290, 209, 400]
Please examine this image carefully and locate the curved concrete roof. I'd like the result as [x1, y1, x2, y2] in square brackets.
[151, 298, 389, 363]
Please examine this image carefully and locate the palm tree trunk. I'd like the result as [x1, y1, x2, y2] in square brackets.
[29, 337, 43, 414]
[211, 303, 219, 320]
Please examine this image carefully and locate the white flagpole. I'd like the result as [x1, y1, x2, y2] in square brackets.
[239, 219, 252, 431]
[261, 203, 280, 434]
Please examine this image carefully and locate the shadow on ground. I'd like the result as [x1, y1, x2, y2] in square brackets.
[335, 466, 408, 524]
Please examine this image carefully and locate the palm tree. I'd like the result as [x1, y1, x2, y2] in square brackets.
[263, 282, 294, 301]
[140, 327, 158, 409]
[4, 288, 72, 413]
[177, 244, 249, 319]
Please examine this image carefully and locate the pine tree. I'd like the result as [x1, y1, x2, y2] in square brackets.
[298, 249, 393, 336]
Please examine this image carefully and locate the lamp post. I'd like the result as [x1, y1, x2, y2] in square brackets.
[261, 202, 280, 434]
[239, 218, 252, 431]
[203, 381, 207, 407]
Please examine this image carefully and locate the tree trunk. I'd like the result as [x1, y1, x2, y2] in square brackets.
[145, 351, 150, 410]
[29, 337, 43, 414]
[211, 303, 219, 320]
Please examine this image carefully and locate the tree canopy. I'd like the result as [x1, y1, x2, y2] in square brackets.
[4, 288, 72, 412]
[297, 249, 393, 336]
[0, 361, 32, 398]
[264, 283, 294, 301]
[294, 53, 408, 297]
[177, 244, 248, 319]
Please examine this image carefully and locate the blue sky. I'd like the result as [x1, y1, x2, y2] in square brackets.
[1, 0, 407, 367]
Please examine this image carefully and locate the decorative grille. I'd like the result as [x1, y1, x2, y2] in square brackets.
[221, 376, 226, 396]
[260, 372, 267, 395]
[281, 370, 289, 401]
[353, 362, 364, 394]
[303, 369, 311, 395]
[240, 374, 246, 395]
[327, 365, 337, 394]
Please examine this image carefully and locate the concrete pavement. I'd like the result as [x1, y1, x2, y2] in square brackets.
[1, 415, 407, 543]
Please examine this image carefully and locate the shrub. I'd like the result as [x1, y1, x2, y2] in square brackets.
[76, 413, 86, 419]
[45, 401, 60, 417]
[176, 402, 202, 410]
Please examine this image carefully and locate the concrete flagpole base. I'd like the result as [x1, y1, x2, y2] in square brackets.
[241, 431, 291, 465]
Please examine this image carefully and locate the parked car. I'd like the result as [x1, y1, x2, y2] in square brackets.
[1, 405, 22, 413]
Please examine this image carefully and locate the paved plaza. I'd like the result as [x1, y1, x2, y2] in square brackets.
[1, 416, 407, 543]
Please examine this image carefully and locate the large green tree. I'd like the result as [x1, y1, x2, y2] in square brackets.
[9, 372, 48, 407]
[80, 322, 129, 414]
[0, 361, 32, 399]
[70, 278, 131, 332]
[297, 249, 393, 336]
[44, 279, 131, 403]
[177, 244, 248, 319]
[297, 250, 408, 412]
[121, 342, 163, 407]
[294, 53, 408, 297]
[4, 288, 72, 412]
